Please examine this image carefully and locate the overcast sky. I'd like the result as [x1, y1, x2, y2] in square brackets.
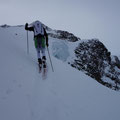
[0, 0, 120, 55]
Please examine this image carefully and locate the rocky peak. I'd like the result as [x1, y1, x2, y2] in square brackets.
[47, 29, 80, 42]
[70, 39, 120, 90]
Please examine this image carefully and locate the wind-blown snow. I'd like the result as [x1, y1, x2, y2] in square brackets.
[0, 26, 120, 120]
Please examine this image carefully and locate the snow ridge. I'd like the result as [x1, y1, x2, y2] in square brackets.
[0, 25, 120, 120]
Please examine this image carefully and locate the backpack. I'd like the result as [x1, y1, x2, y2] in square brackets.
[33, 21, 44, 36]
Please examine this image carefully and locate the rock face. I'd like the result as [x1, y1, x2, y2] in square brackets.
[48, 30, 80, 42]
[70, 39, 120, 90]
[0, 24, 10, 28]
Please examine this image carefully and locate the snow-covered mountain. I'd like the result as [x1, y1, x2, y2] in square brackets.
[0, 24, 120, 120]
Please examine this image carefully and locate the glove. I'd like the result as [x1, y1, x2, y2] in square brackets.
[25, 23, 28, 26]
[25, 23, 28, 30]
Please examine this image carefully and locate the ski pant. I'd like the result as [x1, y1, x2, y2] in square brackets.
[36, 47, 46, 59]
[34, 35, 46, 59]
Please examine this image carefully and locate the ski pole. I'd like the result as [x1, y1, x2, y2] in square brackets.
[47, 47, 54, 72]
[27, 30, 29, 54]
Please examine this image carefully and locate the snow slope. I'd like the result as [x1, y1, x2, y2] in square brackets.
[0, 26, 120, 120]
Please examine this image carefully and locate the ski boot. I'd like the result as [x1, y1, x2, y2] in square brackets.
[38, 58, 42, 72]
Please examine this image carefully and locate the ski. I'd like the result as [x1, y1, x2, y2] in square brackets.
[38, 64, 42, 73]
[42, 67, 47, 80]
[38, 62, 48, 80]
[42, 60, 48, 79]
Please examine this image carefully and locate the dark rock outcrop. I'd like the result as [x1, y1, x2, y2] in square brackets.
[0, 24, 10, 28]
[48, 30, 80, 42]
[70, 39, 120, 90]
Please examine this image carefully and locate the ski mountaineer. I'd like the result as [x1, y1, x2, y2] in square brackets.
[25, 20, 49, 68]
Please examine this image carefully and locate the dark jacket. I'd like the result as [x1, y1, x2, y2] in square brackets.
[25, 23, 48, 46]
